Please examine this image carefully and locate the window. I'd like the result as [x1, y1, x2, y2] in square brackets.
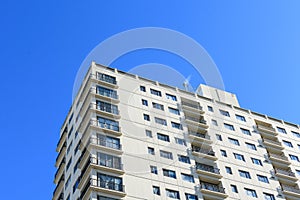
[150, 166, 158, 174]
[220, 109, 230, 117]
[67, 140, 73, 155]
[150, 88, 162, 96]
[216, 134, 222, 141]
[234, 153, 245, 161]
[241, 128, 251, 136]
[166, 189, 180, 199]
[97, 116, 119, 131]
[160, 150, 173, 159]
[66, 157, 72, 171]
[296, 169, 300, 176]
[68, 126, 73, 138]
[73, 177, 80, 193]
[175, 137, 186, 146]
[277, 127, 287, 134]
[239, 170, 251, 179]
[231, 185, 238, 193]
[245, 188, 257, 198]
[225, 166, 232, 174]
[96, 72, 116, 84]
[155, 117, 167, 126]
[148, 147, 155, 155]
[97, 134, 121, 150]
[97, 173, 123, 192]
[96, 86, 118, 99]
[283, 140, 293, 148]
[65, 175, 71, 189]
[289, 154, 299, 162]
[224, 123, 235, 131]
[263, 193, 275, 200]
[229, 138, 240, 146]
[153, 186, 160, 195]
[181, 173, 194, 183]
[251, 158, 263, 166]
[152, 102, 164, 110]
[157, 133, 170, 142]
[163, 169, 176, 178]
[143, 114, 150, 121]
[146, 130, 152, 138]
[292, 131, 300, 138]
[140, 85, 146, 92]
[257, 175, 269, 183]
[74, 141, 80, 156]
[236, 114, 246, 122]
[142, 99, 148, 106]
[178, 155, 191, 164]
[185, 193, 198, 200]
[169, 107, 180, 115]
[246, 142, 257, 150]
[98, 153, 121, 169]
[207, 106, 213, 112]
[73, 159, 80, 174]
[171, 122, 182, 129]
[220, 150, 227, 157]
[166, 93, 177, 101]
[211, 119, 218, 126]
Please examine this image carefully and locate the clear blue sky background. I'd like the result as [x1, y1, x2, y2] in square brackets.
[0, 1, 299, 199]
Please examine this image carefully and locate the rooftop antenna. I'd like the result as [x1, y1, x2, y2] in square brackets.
[183, 75, 191, 91]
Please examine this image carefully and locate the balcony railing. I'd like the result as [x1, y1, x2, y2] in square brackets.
[269, 153, 289, 161]
[55, 142, 66, 163]
[282, 185, 300, 194]
[92, 73, 117, 85]
[54, 157, 65, 179]
[182, 101, 202, 110]
[263, 138, 281, 146]
[90, 120, 120, 132]
[196, 164, 220, 174]
[90, 157, 123, 170]
[200, 182, 225, 193]
[275, 168, 296, 177]
[192, 147, 215, 156]
[185, 116, 207, 124]
[257, 124, 276, 132]
[189, 131, 210, 140]
[90, 137, 122, 151]
[91, 88, 118, 99]
[90, 103, 119, 115]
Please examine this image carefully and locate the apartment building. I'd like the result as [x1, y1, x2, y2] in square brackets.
[53, 62, 300, 200]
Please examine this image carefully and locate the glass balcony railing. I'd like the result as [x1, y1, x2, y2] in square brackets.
[182, 101, 202, 110]
[90, 103, 119, 115]
[282, 185, 300, 194]
[185, 116, 207, 124]
[90, 120, 120, 132]
[200, 182, 225, 193]
[90, 138, 122, 151]
[94, 73, 117, 85]
[196, 164, 220, 174]
[192, 146, 215, 156]
[274, 168, 296, 177]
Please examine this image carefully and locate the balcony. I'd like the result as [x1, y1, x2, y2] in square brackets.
[262, 138, 284, 152]
[181, 101, 205, 116]
[52, 175, 64, 200]
[90, 103, 120, 119]
[56, 128, 67, 152]
[257, 124, 278, 138]
[189, 131, 212, 144]
[90, 88, 120, 104]
[282, 185, 300, 200]
[185, 116, 209, 130]
[196, 164, 222, 183]
[79, 156, 124, 190]
[191, 147, 217, 161]
[89, 137, 123, 155]
[268, 153, 291, 167]
[89, 120, 121, 137]
[80, 178, 126, 200]
[200, 182, 228, 199]
[55, 142, 66, 167]
[90, 73, 118, 89]
[274, 168, 298, 184]
[54, 157, 65, 184]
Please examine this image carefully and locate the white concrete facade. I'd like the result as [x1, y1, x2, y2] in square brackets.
[53, 62, 300, 200]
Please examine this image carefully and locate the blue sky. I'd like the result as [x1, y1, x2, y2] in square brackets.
[0, 1, 300, 199]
